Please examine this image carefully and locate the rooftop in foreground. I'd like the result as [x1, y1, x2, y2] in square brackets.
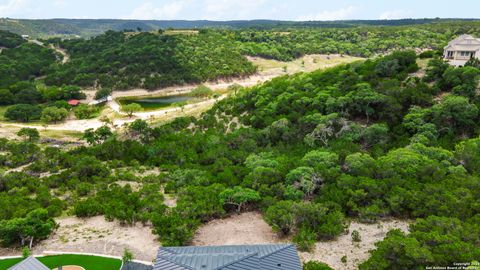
[154, 244, 302, 270]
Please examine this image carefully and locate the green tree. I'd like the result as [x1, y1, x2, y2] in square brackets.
[344, 153, 376, 177]
[41, 107, 68, 123]
[122, 103, 142, 118]
[359, 230, 434, 270]
[83, 126, 113, 145]
[0, 209, 56, 249]
[219, 186, 261, 212]
[4, 104, 42, 122]
[455, 137, 480, 174]
[285, 167, 317, 197]
[431, 95, 478, 135]
[17, 128, 40, 142]
[346, 83, 386, 123]
[74, 104, 97, 119]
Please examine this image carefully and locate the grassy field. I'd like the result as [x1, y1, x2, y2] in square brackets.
[118, 94, 196, 111]
[39, 129, 83, 140]
[0, 254, 122, 270]
[249, 54, 364, 76]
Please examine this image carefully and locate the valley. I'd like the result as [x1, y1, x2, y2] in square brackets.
[1, 18, 480, 270]
[0, 53, 361, 135]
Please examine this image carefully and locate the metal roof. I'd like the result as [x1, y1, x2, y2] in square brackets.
[121, 261, 153, 270]
[160, 244, 290, 258]
[154, 244, 301, 270]
[8, 257, 50, 270]
[445, 34, 480, 50]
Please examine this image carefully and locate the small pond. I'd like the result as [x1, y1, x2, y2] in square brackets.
[118, 95, 195, 110]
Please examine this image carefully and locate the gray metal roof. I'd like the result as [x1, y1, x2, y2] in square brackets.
[121, 261, 153, 270]
[8, 257, 49, 270]
[154, 244, 301, 270]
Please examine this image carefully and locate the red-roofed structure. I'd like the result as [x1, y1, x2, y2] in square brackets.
[68, 99, 81, 106]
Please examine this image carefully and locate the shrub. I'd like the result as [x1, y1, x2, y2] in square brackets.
[73, 198, 102, 217]
[419, 50, 437, 59]
[351, 230, 361, 242]
[264, 200, 296, 235]
[22, 247, 31, 258]
[293, 227, 317, 251]
[94, 88, 112, 100]
[41, 106, 69, 123]
[74, 104, 98, 119]
[189, 85, 213, 98]
[303, 261, 334, 270]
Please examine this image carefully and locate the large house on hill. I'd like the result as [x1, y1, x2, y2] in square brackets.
[444, 34, 480, 66]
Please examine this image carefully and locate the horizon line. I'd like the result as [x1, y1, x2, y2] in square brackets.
[1, 17, 480, 22]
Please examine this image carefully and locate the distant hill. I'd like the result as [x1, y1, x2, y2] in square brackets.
[1, 18, 479, 38]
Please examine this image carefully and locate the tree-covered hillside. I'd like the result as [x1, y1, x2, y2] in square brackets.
[1, 50, 479, 268]
[1, 21, 480, 92]
[44, 30, 257, 89]
[40, 22, 479, 89]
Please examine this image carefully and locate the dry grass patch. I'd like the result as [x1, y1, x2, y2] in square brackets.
[248, 54, 364, 77]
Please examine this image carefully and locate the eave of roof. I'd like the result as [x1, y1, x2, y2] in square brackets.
[8, 257, 49, 270]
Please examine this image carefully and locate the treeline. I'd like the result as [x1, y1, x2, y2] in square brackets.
[234, 28, 447, 60]
[2, 18, 480, 37]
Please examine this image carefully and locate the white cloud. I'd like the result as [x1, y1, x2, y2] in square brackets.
[296, 6, 356, 21]
[0, 0, 28, 17]
[379, 10, 412, 20]
[128, 1, 189, 20]
[203, 0, 267, 20]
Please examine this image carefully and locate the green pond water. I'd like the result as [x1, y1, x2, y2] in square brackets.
[119, 95, 194, 110]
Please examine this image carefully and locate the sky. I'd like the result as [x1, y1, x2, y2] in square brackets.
[0, 0, 479, 21]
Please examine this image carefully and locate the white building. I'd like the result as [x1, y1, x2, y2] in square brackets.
[89, 95, 112, 105]
[444, 34, 480, 66]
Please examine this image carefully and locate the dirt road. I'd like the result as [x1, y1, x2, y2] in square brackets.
[1, 54, 362, 133]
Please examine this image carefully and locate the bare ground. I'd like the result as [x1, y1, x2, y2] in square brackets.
[299, 220, 410, 270]
[31, 216, 159, 262]
[192, 212, 410, 270]
[192, 212, 285, 246]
